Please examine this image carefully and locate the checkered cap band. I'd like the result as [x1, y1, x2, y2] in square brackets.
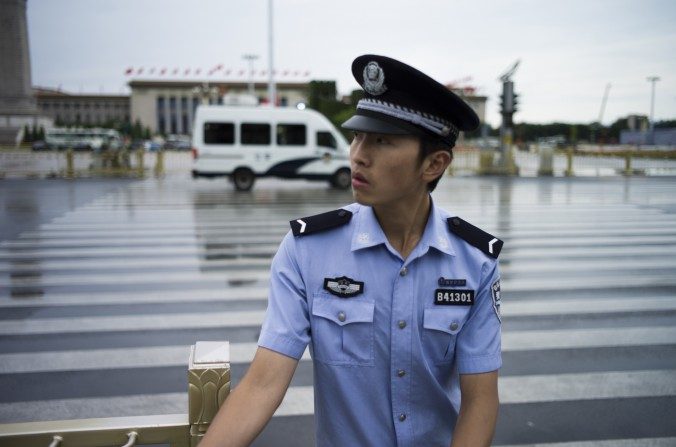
[357, 98, 459, 140]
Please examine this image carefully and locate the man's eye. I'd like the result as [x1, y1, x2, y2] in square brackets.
[376, 136, 389, 144]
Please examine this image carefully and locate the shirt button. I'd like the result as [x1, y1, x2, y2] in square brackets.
[450, 322, 459, 331]
[398, 413, 407, 422]
[397, 369, 406, 377]
[338, 311, 346, 322]
[398, 320, 407, 329]
[399, 267, 408, 276]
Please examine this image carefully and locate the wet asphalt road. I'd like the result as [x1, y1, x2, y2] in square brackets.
[1, 175, 676, 446]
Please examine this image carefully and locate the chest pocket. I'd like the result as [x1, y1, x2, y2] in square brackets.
[422, 307, 471, 365]
[311, 293, 375, 366]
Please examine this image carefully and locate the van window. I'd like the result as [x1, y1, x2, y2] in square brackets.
[204, 122, 234, 145]
[317, 131, 337, 149]
[277, 124, 306, 146]
[242, 123, 271, 145]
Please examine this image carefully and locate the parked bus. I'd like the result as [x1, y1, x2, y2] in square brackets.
[41, 128, 122, 151]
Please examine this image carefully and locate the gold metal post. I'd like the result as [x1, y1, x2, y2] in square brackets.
[188, 342, 231, 447]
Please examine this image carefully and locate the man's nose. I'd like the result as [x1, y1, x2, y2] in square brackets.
[350, 138, 370, 166]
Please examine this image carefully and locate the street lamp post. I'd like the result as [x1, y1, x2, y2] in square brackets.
[242, 54, 259, 96]
[268, 0, 276, 107]
[646, 76, 660, 133]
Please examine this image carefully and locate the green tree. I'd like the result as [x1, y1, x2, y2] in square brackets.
[30, 125, 39, 142]
[655, 120, 676, 129]
[132, 119, 143, 139]
[118, 120, 132, 137]
[23, 124, 32, 143]
[308, 81, 337, 110]
[349, 89, 363, 105]
[607, 118, 629, 141]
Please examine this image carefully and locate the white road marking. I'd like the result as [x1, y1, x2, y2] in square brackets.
[502, 326, 676, 351]
[0, 287, 270, 307]
[2, 326, 674, 373]
[3, 270, 676, 293]
[0, 370, 673, 422]
[499, 370, 676, 404]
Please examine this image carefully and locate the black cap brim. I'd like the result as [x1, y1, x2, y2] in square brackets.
[341, 109, 430, 137]
[341, 115, 408, 135]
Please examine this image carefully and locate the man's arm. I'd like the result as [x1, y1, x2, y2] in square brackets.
[199, 347, 299, 447]
[450, 370, 499, 447]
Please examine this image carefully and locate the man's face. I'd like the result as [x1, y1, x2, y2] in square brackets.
[349, 132, 426, 207]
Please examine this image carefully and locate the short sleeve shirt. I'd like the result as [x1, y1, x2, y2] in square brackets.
[258, 201, 502, 447]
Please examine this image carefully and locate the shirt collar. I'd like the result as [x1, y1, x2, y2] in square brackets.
[351, 205, 389, 251]
[350, 200, 456, 257]
[419, 200, 457, 257]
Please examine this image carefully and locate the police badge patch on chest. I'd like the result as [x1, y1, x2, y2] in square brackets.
[324, 276, 364, 298]
[492, 278, 502, 322]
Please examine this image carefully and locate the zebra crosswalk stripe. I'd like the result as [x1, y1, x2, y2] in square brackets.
[1, 370, 674, 422]
[2, 326, 674, 374]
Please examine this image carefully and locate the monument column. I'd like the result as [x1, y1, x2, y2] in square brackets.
[0, 0, 51, 144]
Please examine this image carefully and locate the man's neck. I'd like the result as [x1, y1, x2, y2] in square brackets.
[372, 193, 431, 260]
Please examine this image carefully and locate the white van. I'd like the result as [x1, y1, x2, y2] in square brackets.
[191, 105, 352, 191]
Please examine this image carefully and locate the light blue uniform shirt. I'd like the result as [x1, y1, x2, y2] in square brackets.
[258, 201, 502, 447]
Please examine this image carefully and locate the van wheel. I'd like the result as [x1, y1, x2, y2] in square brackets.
[330, 168, 351, 189]
[233, 169, 255, 191]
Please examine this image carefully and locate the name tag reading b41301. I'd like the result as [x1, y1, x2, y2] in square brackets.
[434, 289, 475, 305]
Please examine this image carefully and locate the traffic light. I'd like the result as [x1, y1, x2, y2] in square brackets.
[500, 81, 518, 114]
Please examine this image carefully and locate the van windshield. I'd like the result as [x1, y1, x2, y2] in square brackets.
[317, 131, 337, 149]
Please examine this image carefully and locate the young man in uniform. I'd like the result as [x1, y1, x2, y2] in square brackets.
[200, 54, 503, 447]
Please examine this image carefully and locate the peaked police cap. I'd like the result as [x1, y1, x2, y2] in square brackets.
[342, 54, 480, 146]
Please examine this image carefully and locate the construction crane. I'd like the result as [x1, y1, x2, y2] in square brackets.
[499, 60, 520, 83]
[598, 83, 611, 125]
[592, 83, 611, 144]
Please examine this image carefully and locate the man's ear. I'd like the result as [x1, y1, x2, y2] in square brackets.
[422, 150, 452, 183]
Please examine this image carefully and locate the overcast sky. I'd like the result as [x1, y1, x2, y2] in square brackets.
[27, 0, 676, 127]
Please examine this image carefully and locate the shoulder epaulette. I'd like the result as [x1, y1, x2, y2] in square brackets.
[447, 217, 503, 259]
[290, 209, 353, 236]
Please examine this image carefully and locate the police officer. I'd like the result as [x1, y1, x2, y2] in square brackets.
[200, 54, 503, 447]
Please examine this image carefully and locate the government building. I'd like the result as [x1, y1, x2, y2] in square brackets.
[33, 79, 487, 138]
[129, 80, 309, 135]
[35, 88, 129, 126]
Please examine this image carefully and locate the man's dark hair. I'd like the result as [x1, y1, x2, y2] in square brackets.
[418, 136, 454, 192]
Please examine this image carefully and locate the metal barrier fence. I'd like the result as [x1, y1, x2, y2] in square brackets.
[0, 150, 180, 179]
[0, 341, 230, 447]
[1, 148, 676, 179]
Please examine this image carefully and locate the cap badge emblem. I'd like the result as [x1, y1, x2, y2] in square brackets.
[363, 61, 387, 96]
